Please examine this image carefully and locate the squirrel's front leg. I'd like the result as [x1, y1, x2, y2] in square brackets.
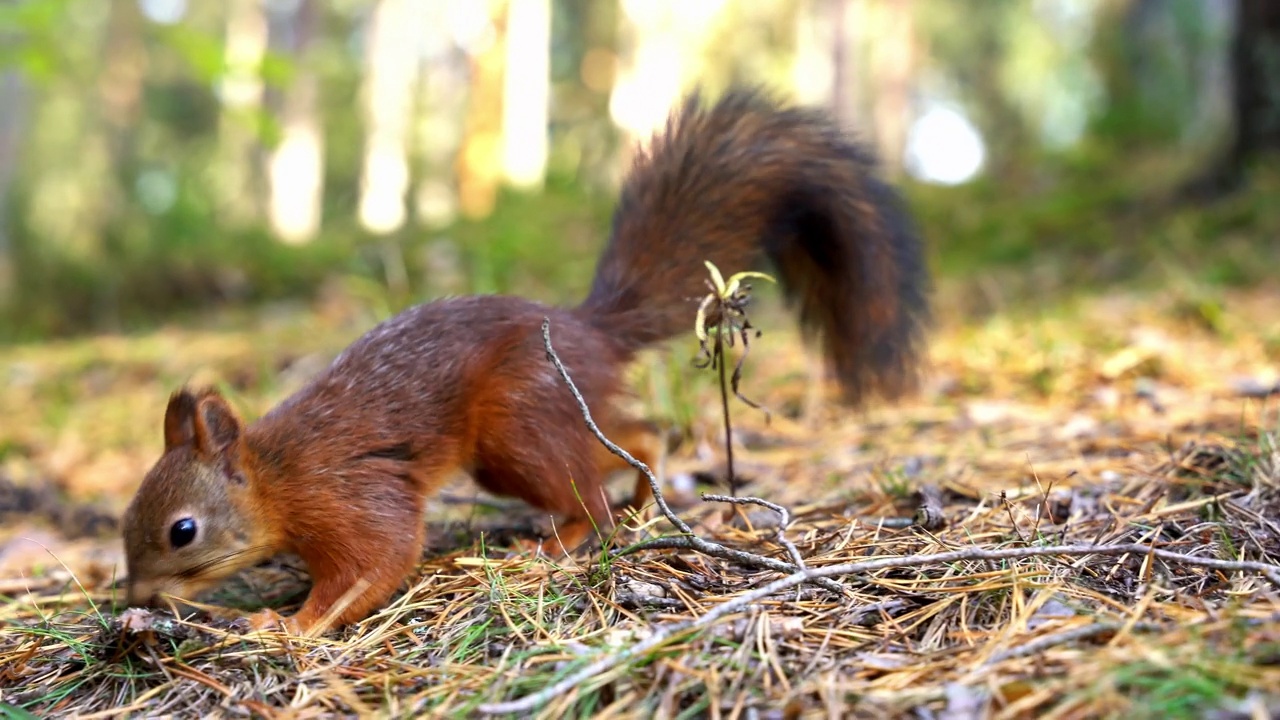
[251, 532, 424, 635]
[247, 548, 422, 635]
[251, 486, 429, 635]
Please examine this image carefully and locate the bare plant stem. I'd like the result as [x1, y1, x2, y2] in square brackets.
[715, 331, 737, 496]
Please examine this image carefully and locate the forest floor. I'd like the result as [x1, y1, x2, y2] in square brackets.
[0, 278, 1278, 718]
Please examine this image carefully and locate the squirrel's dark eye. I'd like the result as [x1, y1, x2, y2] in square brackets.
[169, 518, 197, 549]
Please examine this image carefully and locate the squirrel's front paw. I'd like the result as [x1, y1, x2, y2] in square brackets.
[241, 608, 302, 634]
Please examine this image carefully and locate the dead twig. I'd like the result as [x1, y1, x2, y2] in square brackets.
[991, 610, 1280, 665]
[863, 516, 915, 529]
[986, 621, 1161, 664]
[478, 539, 1280, 714]
[913, 484, 946, 531]
[711, 326, 739, 495]
[701, 493, 807, 571]
[539, 318, 843, 594]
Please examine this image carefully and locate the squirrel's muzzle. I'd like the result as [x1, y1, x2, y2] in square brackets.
[125, 579, 160, 608]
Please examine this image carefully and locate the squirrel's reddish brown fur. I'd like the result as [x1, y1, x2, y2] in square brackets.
[122, 88, 930, 634]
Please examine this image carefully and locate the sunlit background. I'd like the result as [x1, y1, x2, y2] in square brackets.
[0, 0, 1273, 338]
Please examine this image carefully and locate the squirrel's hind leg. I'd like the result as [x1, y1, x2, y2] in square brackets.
[469, 395, 662, 555]
[592, 417, 663, 516]
[530, 417, 663, 555]
[471, 435, 616, 555]
[474, 460, 614, 556]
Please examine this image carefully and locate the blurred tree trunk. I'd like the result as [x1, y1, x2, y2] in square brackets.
[358, 0, 423, 233]
[967, 7, 1029, 182]
[1182, 0, 1280, 198]
[561, 0, 621, 192]
[868, 0, 915, 177]
[829, 0, 859, 127]
[217, 0, 268, 225]
[1227, 0, 1280, 159]
[0, 71, 25, 303]
[98, 1, 146, 192]
[411, 1, 469, 296]
[457, 0, 508, 219]
[412, 3, 466, 232]
[500, 0, 550, 190]
[93, 0, 148, 327]
[610, 0, 701, 182]
[794, 0, 862, 126]
[266, 0, 324, 244]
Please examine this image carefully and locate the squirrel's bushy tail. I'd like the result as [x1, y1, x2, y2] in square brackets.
[577, 88, 930, 404]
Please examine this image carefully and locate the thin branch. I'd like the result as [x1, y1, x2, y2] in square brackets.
[988, 613, 1278, 666]
[478, 539, 1280, 714]
[986, 621, 1162, 664]
[539, 318, 843, 594]
[702, 494, 806, 571]
[862, 515, 915, 529]
[715, 331, 738, 495]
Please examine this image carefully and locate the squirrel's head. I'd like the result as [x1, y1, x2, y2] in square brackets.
[123, 388, 274, 610]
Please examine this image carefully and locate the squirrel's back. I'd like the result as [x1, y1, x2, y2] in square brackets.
[251, 296, 626, 479]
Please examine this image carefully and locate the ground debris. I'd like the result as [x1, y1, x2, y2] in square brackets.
[1, 287, 1278, 717]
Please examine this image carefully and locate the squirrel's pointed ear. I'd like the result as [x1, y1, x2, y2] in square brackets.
[193, 392, 243, 456]
[163, 389, 199, 450]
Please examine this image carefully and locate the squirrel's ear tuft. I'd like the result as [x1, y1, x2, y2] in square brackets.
[163, 389, 199, 450]
[193, 391, 243, 456]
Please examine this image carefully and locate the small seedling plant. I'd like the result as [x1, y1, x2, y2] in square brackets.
[692, 261, 776, 495]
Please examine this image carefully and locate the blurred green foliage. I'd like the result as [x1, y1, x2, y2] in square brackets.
[0, 0, 1276, 343]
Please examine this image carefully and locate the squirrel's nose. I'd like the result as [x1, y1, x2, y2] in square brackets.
[125, 580, 159, 608]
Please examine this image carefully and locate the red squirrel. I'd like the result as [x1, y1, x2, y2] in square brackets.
[122, 88, 930, 634]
